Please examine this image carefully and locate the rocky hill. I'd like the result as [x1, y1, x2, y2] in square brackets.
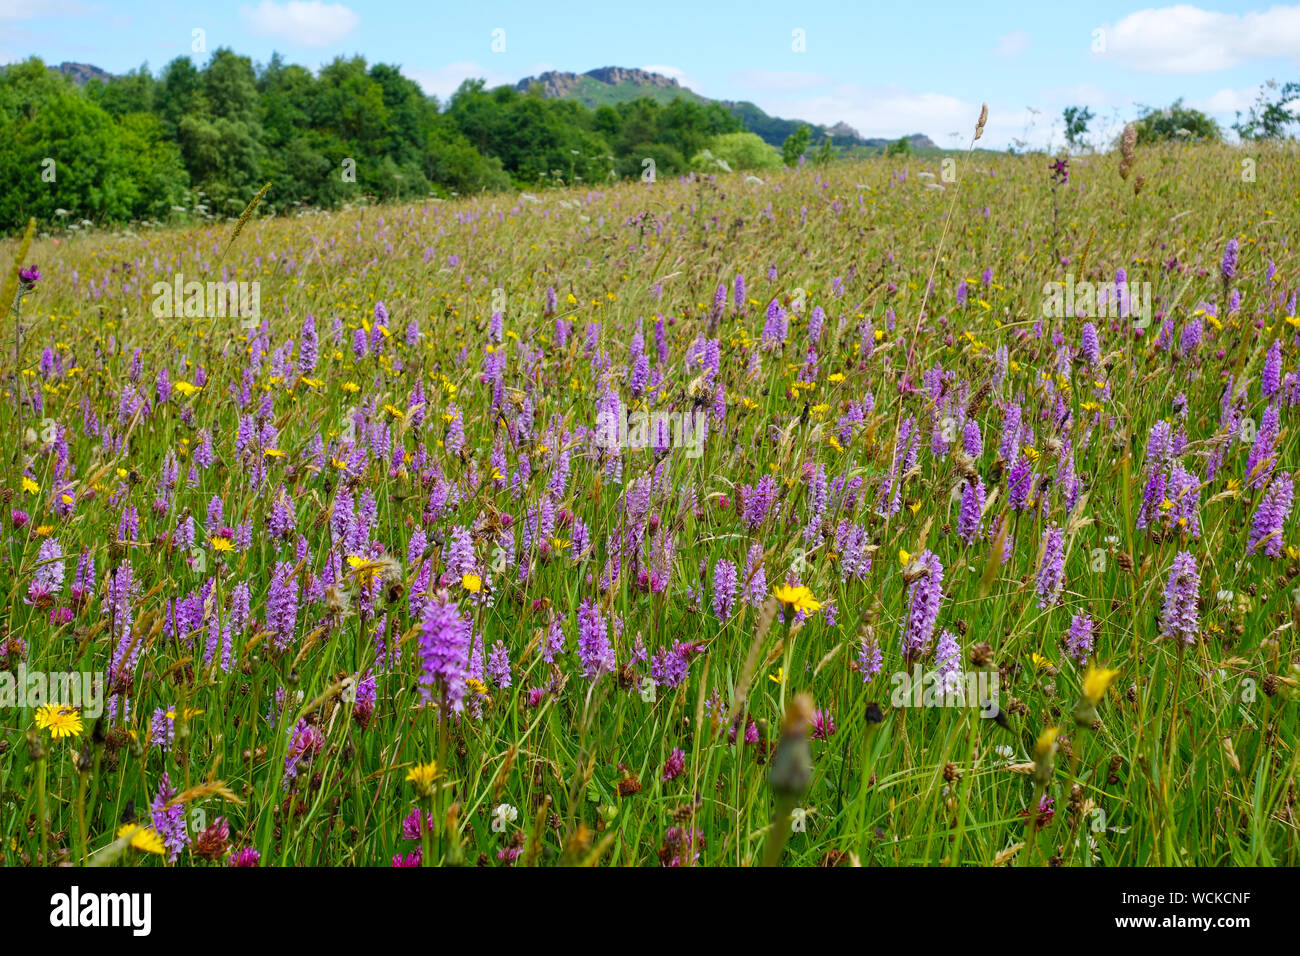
[515, 66, 936, 150]
[53, 62, 116, 85]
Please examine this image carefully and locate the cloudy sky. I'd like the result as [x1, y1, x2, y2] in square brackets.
[4, 0, 1300, 148]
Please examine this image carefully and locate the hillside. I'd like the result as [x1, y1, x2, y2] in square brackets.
[514, 67, 708, 106]
[53, 61, 115, 85]
[516, 66, 937, 150]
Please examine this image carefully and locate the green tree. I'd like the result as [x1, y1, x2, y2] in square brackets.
[426, 123, 511, 195]
[616, 141, 685, 180]
[113, 111, 190, 219]
[0, 64, 141, 225]
[782, 124, 811, 166]
[1134, 99, 1221, 144]
[155, 56, 204, 139]
[447, 82, 611, 186]
[1232, 80, 1300, 141]
[812, 135, 835, 166]
[1062, 105, 1094, 149]
[592, 105, 621, 140]
[257, 55, 327, 209]
[88, 64, 156, 116]
[655, 98, 740, 161]
[885, 136, 913, 157]
[614, 98, 661, 154]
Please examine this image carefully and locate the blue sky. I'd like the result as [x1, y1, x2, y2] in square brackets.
[4, 0, 1300, 148]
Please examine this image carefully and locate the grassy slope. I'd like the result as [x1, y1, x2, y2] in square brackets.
[1, 144, 1298, 867]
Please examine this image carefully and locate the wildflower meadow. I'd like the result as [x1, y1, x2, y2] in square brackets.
[3, 122, 1299, 877]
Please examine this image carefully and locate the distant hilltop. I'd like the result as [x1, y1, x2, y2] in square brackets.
[52, 62, 116, 85]
[515, 66, 938, 151]
[0, 60, 117, 85]
[517, 67, 685, 99]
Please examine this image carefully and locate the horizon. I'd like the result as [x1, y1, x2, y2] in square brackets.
[4, 0, 1299, 150]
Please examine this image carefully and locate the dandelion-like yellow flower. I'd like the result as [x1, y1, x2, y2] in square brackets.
[34, 705, 83, 739]
[210, 536, 233, 553]
[406, 761, 440, 796]
[1081, 666, 1120, 704]
[347, 555, 382, 585]
[116, 823, 166, 854]
[772, 584, 821, 613]
[461, 573, 482, 593]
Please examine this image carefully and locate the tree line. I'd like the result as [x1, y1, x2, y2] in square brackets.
[0, 51, 787, 231]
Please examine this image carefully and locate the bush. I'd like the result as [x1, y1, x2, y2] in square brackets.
[1134, 99, 1221, 144]
[699, 132, 781, 172]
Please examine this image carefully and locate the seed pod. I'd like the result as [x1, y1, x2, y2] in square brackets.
[1118, 122, 1137, 180]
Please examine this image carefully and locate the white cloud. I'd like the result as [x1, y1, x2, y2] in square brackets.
[757, 83, 1043, 150]
[1096, 4, 1300, 73]
[1037, 84, 1122, 109]
[993, 30, 1030, 56]
[0, 0, 93, 22]
[0, 0, 31, 20]
[730, 69, 832, 93]
[1193, 85, 1259, 113]
[238, 1, 359, 48]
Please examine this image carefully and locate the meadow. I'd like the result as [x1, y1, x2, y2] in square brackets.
[2, 138, 1298, 867]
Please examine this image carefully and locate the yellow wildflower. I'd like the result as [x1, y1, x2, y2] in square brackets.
[35, 705, 83, 739]
[772, 584, 821, 614]
[406, 761, 440, 796]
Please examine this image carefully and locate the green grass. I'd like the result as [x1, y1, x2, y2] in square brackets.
[1, 141, 1297, 867]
